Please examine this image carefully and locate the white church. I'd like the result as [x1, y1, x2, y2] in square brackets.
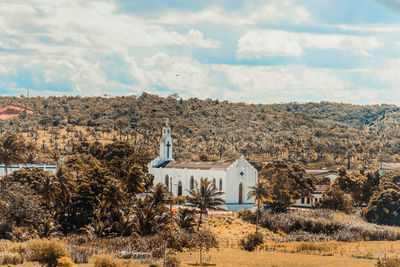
[148, 120, 258, 205]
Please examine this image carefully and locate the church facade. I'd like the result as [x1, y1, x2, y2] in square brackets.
[148, 121, 258, 204]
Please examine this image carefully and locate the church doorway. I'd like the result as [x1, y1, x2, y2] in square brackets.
[239, 183, 243, 204]
[178, 181, 182, 196]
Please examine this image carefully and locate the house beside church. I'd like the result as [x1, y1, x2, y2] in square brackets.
[148, 120, 258, 205]
[293, 184, 330, 208]
[0, 164, 57, 177]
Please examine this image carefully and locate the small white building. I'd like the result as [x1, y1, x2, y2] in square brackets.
[0, 164, 57, 177]
[148, 120, 258, 204]
[380, 162, 400, 171]
[293, 184, 330, 208]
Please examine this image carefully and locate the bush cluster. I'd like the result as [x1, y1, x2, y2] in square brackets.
[376, 257, 400, 267]
[242, 209, 400, 242]
[27, 239, 70, 267]
[57, 256, 75, 267]
[90, 254, 121, 267]
[237, 209, 257, 224]
[240, 232, 264, 251]
[0, 253, 24, 265]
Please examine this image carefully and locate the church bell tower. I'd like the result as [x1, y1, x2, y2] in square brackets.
[160, 118, 173, 162]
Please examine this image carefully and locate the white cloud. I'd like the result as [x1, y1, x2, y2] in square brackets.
[187, 29, 221, 48]
[338, 24, 400, 32]
[212, 65, 349, 100]
[248, 0, 309, 25]
[375, 58, 400, 85]
[0, 0, 222, 95]
[153, 0, 309, 26]
[237, 29, 383, 58]
[140, 53, 220, 98]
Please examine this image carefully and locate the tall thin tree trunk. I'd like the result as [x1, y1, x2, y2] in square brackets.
[197, 211, 203, 231]
[256, 202, 259, 233]
[200, 243, 203, 266]
[163, 241, 167, 267]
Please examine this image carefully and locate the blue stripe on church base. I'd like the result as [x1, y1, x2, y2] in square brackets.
[225, 203, 255, 211]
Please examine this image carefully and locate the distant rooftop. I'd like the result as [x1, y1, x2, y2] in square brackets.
[315, 185, 330, 192]
[381, 162, 400, 170]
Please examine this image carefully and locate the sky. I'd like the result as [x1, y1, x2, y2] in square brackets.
[1, 0, 400, 104]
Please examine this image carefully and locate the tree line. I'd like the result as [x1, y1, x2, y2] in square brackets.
[2, 93, 400, 168]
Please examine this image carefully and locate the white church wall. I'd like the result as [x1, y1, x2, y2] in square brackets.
[151, 167, 226, 197]
[225, 156, 258, 204]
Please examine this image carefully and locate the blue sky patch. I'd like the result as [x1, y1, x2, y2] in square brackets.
[1, 0, 400, 104]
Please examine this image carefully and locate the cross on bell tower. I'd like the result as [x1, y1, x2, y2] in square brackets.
[159, 118, 173, 162]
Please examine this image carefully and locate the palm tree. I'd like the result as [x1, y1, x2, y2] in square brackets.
[121, 163, 144, 194]
[99, 178, 126, 214]
[148, 183, 174, 208]
[247, 180, 271, 233]
[0, 133, 26, 175]
[35, 173, 60, 213]
[187, 178, 225, 230]
[132, 196, 172, 236]
[53, 166, 74, 223]
[177, 209, 196, 232]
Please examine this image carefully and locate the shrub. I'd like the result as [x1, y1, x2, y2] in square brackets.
[57, 256, 75, 267]
[175, 196, 187, 205]
[237, 209, 256, 224]
[376, 257, 400, 267]
[320, 187, 354, 213]
[66, 244, 96, 264]
[90, 254, 121, 267]
[364, 189, 400, 226]
[165, 254, 180, 267]
[240, 232, 264, 251]
[279, 231, 331, 242]
[177, 209, 196, 232]
[190, 230, 219, 251]
[0, 253, 24, 265]
[244, 209, 400, 242]
[28, 239, 69, 267]
[0, 179, 50, 239]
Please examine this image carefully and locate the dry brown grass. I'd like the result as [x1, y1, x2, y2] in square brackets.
[203, 215, 279, 248]
[176, 248, 377, 267]
[4, 215, 400, 266]
[180, 215, 400, 266]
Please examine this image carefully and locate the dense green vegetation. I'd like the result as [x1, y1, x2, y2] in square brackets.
[1, 93, 400, 168]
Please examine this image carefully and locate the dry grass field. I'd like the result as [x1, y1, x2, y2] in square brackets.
[176, 216, 400, 266]
[3, 215, 400, 266]
[176, 248, 378, 267]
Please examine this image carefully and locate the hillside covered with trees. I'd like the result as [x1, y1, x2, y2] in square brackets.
[0, 93, 399, 168]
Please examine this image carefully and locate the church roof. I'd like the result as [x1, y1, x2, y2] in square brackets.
[158, 160, 234, 170]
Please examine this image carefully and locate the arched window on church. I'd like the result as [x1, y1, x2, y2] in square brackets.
[165, 175, 169, 189]
[190, 176, 194, 190]
[178, 181, 182, 196]
[212, 178, 216, 189]
[219, 178, 222, 191]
